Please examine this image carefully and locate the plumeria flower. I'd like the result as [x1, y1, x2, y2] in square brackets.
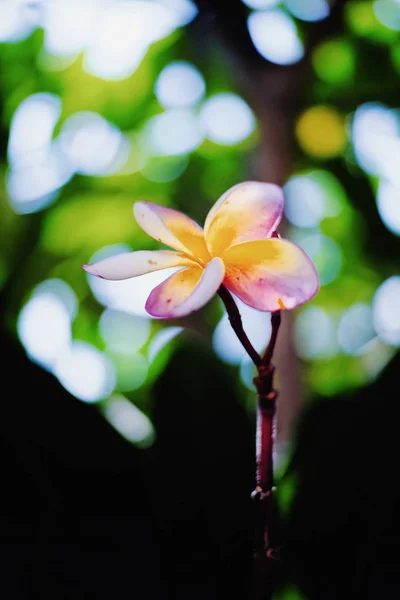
[82, 182, 319, 318]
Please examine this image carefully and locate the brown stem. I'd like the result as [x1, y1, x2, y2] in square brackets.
[262, 312, 282, 367]
[218, 289, 281, 547]
[251, 312, 281, 600]
[252, 313, 281, 564]
[255, 387, 276, 494]
[219, 292, 282, 599]
[217, 285, 261, 367]
[251, 397, 280, 600]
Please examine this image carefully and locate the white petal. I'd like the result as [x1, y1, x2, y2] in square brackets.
[82, 250, 197, 280]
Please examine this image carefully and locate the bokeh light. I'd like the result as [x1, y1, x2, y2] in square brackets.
[374, 0, 400, 31]
[200, 93, 256, 145]
[345, 0, 397, 43]
[6, 92, 73, 213]
[337, 303, 376, 355]
[248, 9, 304, 65]
[42, 0, 96, 57]
[83, 1, 183, 80]
[8, 93, 62, 169]
[284, 175, 327, 228]
[104, 395, 155, 447]
[42, 0, 198, 59]
[112, 352, 148, 392]
[242, 0, 279, 8]
[240, 358, 258, 391]
[284, 170, 343, 227]
[54, 341, 116, 403]
[145, 109, 204, 156]
[312, 38, 356, 84]
[294, 307, 338, 360]
[284, 0, 330, 22]
[39, 0, 196, 78]
[0, 1, 34, 43]
[18, 292, 71, 369]
[291, 231, 342, 285]
[58, 111, 129, 176]
[376, 180, 400, 235]
[351, 102, 400, 182]
[213, 298, 271, 365]
[158, 0, 198, 25]
[373, 276, 400, 346]
[99, 310, 151, 354]
[6, 157, 72, 214]
[32, 279, 79, 320]
[295, 105, 347, 158]
[155, 61, 206, 108]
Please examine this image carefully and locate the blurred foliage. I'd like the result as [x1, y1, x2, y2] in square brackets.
[274, 586, 307, 600]
[1, 0, 400, 446]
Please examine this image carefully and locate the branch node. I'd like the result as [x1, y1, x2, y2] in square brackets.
[265, 547, 280, 561]
[251, 486, 276, 501]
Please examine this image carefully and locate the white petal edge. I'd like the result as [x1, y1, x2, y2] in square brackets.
[82, 250, 197, 280]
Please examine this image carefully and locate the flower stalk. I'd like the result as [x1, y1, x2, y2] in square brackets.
[252, 311, 281, 563]
[219, 284, 282, 598]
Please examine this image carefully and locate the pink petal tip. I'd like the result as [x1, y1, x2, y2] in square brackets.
[81, 264, 104, 278]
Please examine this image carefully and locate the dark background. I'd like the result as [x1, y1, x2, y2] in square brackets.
[2, 326, 400, 599]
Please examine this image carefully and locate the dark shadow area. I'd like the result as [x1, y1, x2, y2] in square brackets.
[0, 328, 166, 599]
[0, 316, 400, 600]
[3, 324, 400, 599]
[152, 343, 255, 600]
[284, 352, 400, 600]
[1, 331, 256, 599]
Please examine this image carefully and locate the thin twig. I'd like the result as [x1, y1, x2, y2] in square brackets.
[217, 285, 261, 366]
[262, 311, 281, 366]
